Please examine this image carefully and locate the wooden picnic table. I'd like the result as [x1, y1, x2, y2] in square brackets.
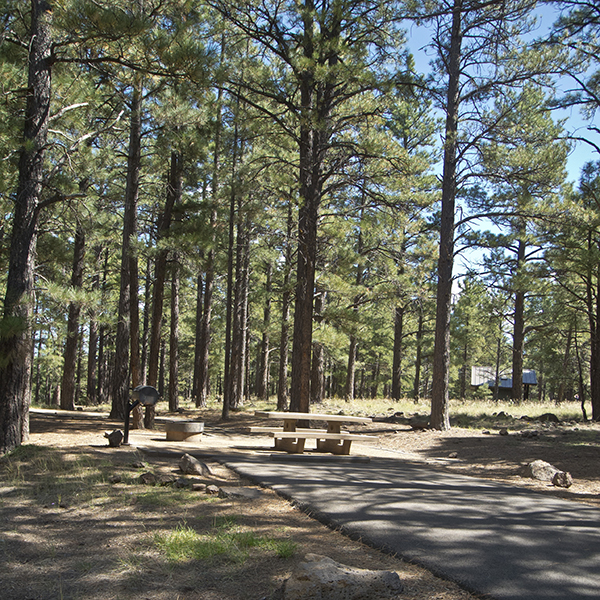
[252, 411, 375, 455]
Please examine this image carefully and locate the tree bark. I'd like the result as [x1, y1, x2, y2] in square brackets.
[168, 261, 179, 412]
[391, 305, 405, 400]
[256, 263, 272, 401]
[430, 0, 462, 431]
[192, 272, 204, 405]
[61, 223, 86, 410]
[196, 79, 223, 408]
[111, 80, 142, 421]
[145, 151, 182, 426]
[0, 0, 52, 453]
[511, 237, 526, 403]
[228, 217, 250, 411]
[290, 1, 326, 415]
[588, 244, 600, 420]
[413, 308, 424, 401]
[277, 202, 293, 410]
[345, 337, 358, 402]
[86, 245, 103, 405]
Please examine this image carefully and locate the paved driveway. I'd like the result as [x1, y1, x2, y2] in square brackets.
[220, 454, 600, 600]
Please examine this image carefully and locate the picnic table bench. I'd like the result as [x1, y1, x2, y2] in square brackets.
[252, 411, 376, 455]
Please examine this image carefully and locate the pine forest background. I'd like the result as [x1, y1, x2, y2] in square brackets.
[2, 0, 600, 451]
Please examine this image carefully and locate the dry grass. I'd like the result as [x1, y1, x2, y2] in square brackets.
[0, 409, 479, 600]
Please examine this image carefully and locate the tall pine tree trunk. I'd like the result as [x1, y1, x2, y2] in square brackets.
[391, 305, 405, 400]
[192, 273, 204, 405]
[413, 308, 424, 401]
[146, 151, 182, 426]
[61, 223, 85, 410]
[87, 245, 103, 405]
[255, 263, 272, 401]
[277, 203, 293, 410]
[168, 261, 180, 412]
[111, 80, 142, 420]
[511, 237, 526, 403]
[196, 78, 223, 408]
[0, 0, 52, 453]
[310, 291, 326, 405]
[227, 217, 250, 411]
[430, 0, 462, 430]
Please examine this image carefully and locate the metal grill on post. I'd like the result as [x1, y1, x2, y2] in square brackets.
[123, 385, 161, 445]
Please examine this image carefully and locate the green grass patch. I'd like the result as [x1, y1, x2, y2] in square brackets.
[154, 521, 297, 565]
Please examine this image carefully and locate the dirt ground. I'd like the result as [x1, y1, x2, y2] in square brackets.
[1, 406, 598, 600]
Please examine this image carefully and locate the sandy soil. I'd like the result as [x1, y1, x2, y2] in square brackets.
[1, 406, 597, 600]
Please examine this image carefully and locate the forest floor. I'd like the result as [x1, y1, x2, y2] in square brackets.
[1, 403, 598, 600]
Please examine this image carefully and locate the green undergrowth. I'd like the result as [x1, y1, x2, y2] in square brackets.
[153, 520, 297, 564]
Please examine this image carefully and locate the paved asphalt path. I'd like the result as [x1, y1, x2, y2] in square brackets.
[213, 453, 600, 600]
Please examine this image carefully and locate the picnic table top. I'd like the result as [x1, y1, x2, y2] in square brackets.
[254, 410, 372, 424]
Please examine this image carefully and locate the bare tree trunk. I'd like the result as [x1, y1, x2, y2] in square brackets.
[413, 308, 424, 401]
[277, 202, 293, 410]
[391, 305, 405, 400]
[557, 325, 573, 404]
[111, 80, 142, 421]
[345, 338, 358, 402]
[222, 184, 237, 420]
[228, 217, 250, 411]
[255, 263, 272, 401]
[87, 246, 103, 405]
[192, 273, 204, 405]
[0, 0, 52, 453]
[197, 75, 223, 408]
[168, 261, 179, 412]
[511, 237, 526, 403]
[371, 354, 380, 399]
[141, 255, 152, 383]
[310, 291, 326, 405]
[61, 223, 85, 410]
[310, 342, 325, 405]
[430, 0, 461, 431]
[145, 151, 182, 427]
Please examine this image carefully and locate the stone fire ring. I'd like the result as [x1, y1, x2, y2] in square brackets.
[165, 421, 204, 442]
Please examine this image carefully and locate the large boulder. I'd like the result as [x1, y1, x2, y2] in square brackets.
[521, 460, 573, 488]
[521, 460, 559, 482]
[179, 453, 212, 477]
[280, 554, 403, 600]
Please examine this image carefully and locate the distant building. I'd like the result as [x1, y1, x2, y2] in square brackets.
[471, 366, 537, 400]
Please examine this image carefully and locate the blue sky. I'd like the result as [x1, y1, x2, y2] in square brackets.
[405, 4, 599, 186]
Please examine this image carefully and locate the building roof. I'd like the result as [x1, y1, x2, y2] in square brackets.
[471, 366, 537, 388]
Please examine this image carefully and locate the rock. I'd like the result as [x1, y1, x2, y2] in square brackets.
[206, 484, 220, 495]
[131, 461, 145, 469]
[156, 473, 177, 486]
[104, 429, 123, 447]
[174, 477, 191, 488]
[281, 554, 403, 600]
[448, 452, 458, 459]
[521, 460, 560, 482]
[536, 413, 560, 423]
[552, 471, 574, 488]
[499, 427, 509, 436]
[139, 472, 157, 485]
[192, 483, 207, 492]
[520, 429, 539, 438]
[218, 486, 264, 500]
[179, 453, 213, 477]
[139, 472, 176, 486]
[108, 474, 122, 484]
